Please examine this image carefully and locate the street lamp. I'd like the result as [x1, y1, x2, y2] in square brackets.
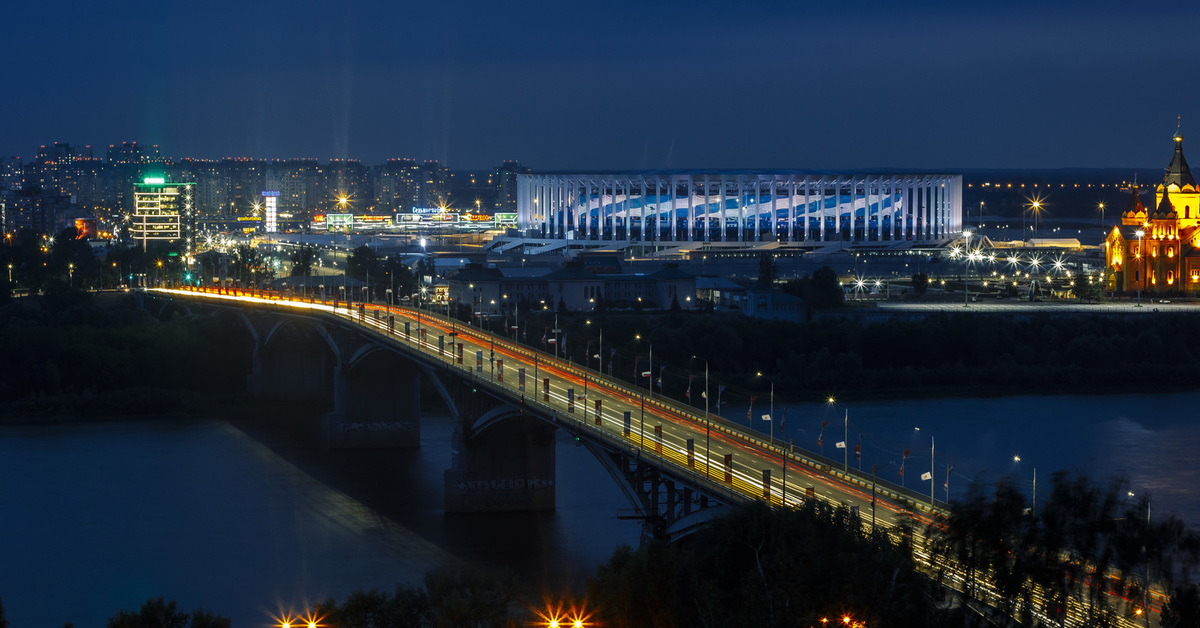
[1029, 199, 1043, 240]
[963, 230, 973, 308]
[1098, 201, 1106, 234]
[693, 355, 710, 477]
[636, 333, 652, 398]
[756, 371, 774, 447]
[826, 395, 848, 471]
[1135, 229, 1145, 307]
[587, 319, 603, 373]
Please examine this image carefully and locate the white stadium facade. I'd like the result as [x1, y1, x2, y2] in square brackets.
[512, 171, 962, 252]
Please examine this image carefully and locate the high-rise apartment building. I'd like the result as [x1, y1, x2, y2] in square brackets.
[0, 157, 23, 191]
[28, 143, 103, 216]
[374, 158, 422, 214]
[418, 160, 451, 210]
[493, 160, 530, 213]
[320, 159, 371, 213]
[265, 159, 320, 217]
[129, 176, 195, 252]
[106, 142, 166, 219]
[222, 158, 266, 217]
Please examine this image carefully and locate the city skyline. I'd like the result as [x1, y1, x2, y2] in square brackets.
[4, 1, 1200, 171]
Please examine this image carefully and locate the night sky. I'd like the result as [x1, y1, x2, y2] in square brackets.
[5, 0, 1199, 171]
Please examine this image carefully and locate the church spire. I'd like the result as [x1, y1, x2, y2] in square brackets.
[1164, 117, 1196, 189]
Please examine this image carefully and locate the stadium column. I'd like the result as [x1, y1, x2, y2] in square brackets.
[567, 178, 575, 238]
[938, 180, 944, 240]
[802, 179, 810, 242]
[718, 178, 726, 243]
[892, 178, 902, 243]
[671, 176, 679, 242]
[769, 180, 776, 242]
[603, 178, 610, 241]
[834, 177, 842, 240]
[818, 179, 826, 242]
[688, 176, 695, 242]
[908, 180, 916, 241]
[729, 178, 739, 246]
[557, 176, 564, 239]
[646, 176, 654, 244]
[787, 180, 795, 243]
[703, 176, 711, 243]
[926, 182, 933, 241]
[878, 177, 886, 241]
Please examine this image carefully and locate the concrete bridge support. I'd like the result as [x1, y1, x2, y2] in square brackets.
[324, 356, 422, 448]
[443, 384, 557, 513]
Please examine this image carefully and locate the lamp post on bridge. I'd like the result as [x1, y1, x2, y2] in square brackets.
[636, 333, 652, 399]
[694, 355, 711, 478]
[587, 319, 603, 374]
[755, 372, 774, 447]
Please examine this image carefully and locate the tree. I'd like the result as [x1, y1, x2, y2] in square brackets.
[669, 295, 681, 312]
[756, 253, 778, 288]
[1161, 583, 1200, 628]
[346, 244, 380, 282]
[289, 245, 316, 277]
[333, 586, 429, 628]
[104, 598, 230, 628]
[424, 566, 513, 628]
[806, 266, 844, 308]
[0, 595, 8, 628]
[379, 256, 415, 302]
[1074, 276, 1104, 303]
[911, 272, 929, 297]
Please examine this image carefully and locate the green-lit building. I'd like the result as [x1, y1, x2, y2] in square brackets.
[130, 176, 195, 252]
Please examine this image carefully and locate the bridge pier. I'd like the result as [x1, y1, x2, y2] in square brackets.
[323, 357, 422, 448]
[443, 386, 557, 513]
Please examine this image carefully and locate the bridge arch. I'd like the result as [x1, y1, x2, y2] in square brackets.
[254, 316, 338, 403]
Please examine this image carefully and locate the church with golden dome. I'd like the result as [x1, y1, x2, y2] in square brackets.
[1106, 125, 1200, 294]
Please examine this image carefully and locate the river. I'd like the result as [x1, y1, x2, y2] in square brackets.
[1, 392, 1196, 625]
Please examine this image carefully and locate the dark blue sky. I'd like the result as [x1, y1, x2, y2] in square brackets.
[5, 0, 1198, 170]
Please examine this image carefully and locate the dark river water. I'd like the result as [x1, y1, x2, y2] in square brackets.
[1, 392, 1196, 626]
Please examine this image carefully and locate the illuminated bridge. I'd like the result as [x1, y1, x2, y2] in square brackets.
[149, 286, 940, 536]
[146, 287, 1163, 627]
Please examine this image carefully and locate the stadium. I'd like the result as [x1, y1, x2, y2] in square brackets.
[503, 171, 962, 255]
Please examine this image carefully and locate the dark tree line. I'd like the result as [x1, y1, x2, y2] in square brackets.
[588, 501, 942, 628]
[0, 293, 253, 412]
[345, 244, 417, 303]
[926, 472, 1200, 627]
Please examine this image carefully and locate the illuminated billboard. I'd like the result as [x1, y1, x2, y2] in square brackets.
[326, 213, 353, 232]
[262, 190, 279, 233]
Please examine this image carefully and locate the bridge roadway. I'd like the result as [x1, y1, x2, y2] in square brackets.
[155, 286, 1160, 627]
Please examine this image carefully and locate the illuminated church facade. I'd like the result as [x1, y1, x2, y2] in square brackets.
[1106, 128, 1200, 294]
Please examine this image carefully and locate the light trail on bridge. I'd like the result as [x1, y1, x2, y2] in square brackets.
[154, 286, 1165, 627]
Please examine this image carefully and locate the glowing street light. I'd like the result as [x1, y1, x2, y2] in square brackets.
[756, 371, 774, 447]
[1135, 229, 1145, 307]
[963, 230, 973, 308]
[1029, 199, 1044, 240]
